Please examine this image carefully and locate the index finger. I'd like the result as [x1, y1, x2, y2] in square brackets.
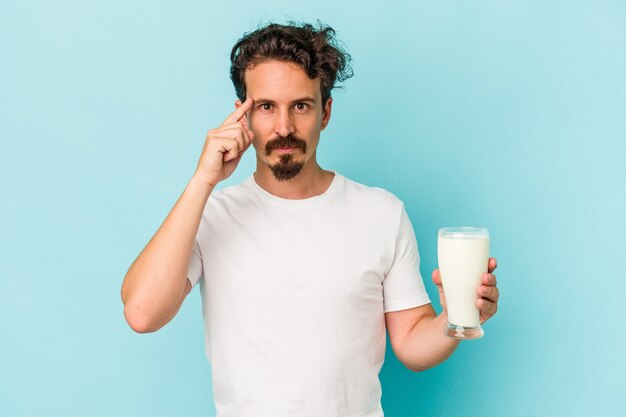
[488, 258, 497, 273]
[221, 98, 254, 126]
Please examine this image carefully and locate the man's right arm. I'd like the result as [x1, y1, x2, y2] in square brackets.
[121, 98, 255, 333]
[121, 177, 214, 333]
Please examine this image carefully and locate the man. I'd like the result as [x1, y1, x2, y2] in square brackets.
[121, 21, 499, 416]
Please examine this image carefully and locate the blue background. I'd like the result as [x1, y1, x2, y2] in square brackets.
[1, 1, 625, 416]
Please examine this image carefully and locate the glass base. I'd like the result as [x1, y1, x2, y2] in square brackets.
[444, 323, 484, 340]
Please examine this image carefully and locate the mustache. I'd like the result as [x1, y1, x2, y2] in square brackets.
[264, 134, 307, 156]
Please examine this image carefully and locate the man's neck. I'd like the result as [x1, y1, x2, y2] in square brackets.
[253, 160, 335, 200]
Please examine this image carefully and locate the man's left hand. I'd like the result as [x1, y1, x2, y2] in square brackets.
[432, 258, 499, 324]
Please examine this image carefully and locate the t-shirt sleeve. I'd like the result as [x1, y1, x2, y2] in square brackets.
[382, 204, 431, 313]
[187, 238, 204, 288]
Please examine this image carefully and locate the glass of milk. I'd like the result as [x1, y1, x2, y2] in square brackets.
[438, 227, 490, 339]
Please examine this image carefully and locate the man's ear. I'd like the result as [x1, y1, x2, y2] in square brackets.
[235, 99, 242, 109]
[321, 97, 333, 130]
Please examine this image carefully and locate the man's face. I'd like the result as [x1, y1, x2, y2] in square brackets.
[236, 60, 332, 181]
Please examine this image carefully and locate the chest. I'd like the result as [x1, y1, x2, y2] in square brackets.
[200, 206, 391, 308]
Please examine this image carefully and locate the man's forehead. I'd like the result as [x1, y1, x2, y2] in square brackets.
[244, 61, 321, 101]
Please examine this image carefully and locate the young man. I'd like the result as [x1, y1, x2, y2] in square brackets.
[121, 22, 499, 416]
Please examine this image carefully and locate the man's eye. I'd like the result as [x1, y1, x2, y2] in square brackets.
[294, 103, 308, 111]
[260, 104, 272, 111]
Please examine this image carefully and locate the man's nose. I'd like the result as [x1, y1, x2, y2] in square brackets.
[273, 109, 295, 138]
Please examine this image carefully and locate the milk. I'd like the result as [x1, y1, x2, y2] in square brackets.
[438, 229, 490, 328]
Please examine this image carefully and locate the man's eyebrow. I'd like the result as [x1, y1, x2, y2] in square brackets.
[254, 97, 317, 104]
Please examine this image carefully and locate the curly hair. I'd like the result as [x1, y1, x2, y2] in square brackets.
[230, 20, 353, 108]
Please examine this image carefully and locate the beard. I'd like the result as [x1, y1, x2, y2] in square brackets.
[269, 154, 305, 181]
[265, 134, 308, 182]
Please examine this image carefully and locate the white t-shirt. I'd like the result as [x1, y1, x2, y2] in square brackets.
[187, 172, 430, 417]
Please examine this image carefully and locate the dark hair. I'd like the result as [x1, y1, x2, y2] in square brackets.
[230, 20, 353, 108]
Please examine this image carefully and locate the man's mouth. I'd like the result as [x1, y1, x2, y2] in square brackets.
[275, 146, 298, 153]
[265, 134, 307, 156]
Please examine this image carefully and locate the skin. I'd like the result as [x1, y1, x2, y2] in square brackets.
[385, 259, 499, 371]
[120, 61, 335, 332]
[237, 60, 335, 199]
[122, 59, 500, 374]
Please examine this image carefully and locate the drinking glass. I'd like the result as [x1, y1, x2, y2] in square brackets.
[438, 227, 490, 339]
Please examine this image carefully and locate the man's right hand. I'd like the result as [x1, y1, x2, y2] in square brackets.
[122, 99, 256, 333]
[193, 98, 255, 188]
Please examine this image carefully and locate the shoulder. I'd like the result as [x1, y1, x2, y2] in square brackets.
[202, 177, 256, 215]
[339, 174, 405, 213]
[214, 176, 254, 200]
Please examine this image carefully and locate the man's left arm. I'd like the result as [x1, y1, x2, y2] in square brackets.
[385, 258, 499, 372]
